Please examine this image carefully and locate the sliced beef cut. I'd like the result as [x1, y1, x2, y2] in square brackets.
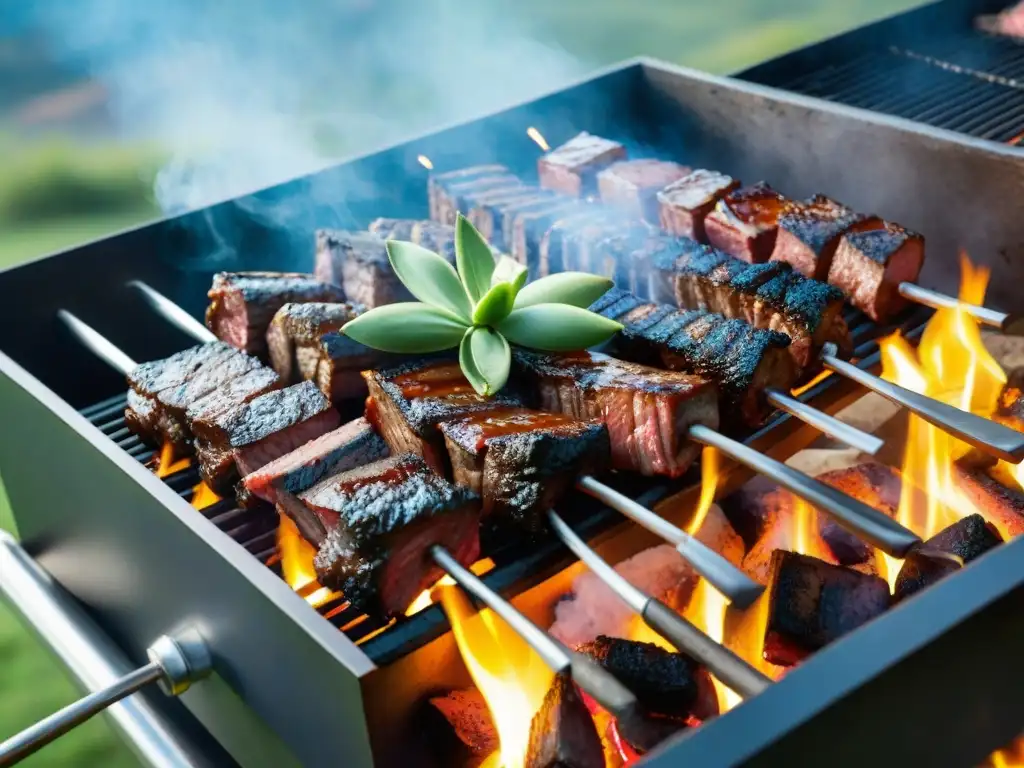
[428, 165, 509, 222]
[525, 673, 604, 768]
[315, 332, 394, 402]
[594, 289, 797, 428]
[314, 230, 407, 310]
[206, 271, 345, 356]
[462, 185, 537, 244]
[364, 358, 522, 476]
[368, 218, 417, 241]
[440, 407, 609, 533]
[581, 222, 658, 287]
[309, 453, 481, 619]
[577, 636, 718, 722]
[539, 209, 610, 276]
[657, 169, 740, 241]
[194, 381, 340, 494]
[512, 350, 719, 478]
[494, 191, 565, 253]
[367, 218, 458, 260]
[597, 159, 691, 223]
[432, 168, 522, 227]
[509, 198, 584, 275]
[770, 195, 865, 280]
[185, 366, 282, 442]
[266, 302, 360, 384]
[537, 132, 627, 198]
[827, 217, 925, 322]
[704, 182, 791, 264]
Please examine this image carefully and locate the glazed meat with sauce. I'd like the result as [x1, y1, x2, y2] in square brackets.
[770, 195, 865, 281]
[657, 169, 740, 242]
[440, 408, 609, 534]
[512, 350, 719, 478]
[537, 132, 627, 198]
[704, 182, 791, 264]
[592, 289, 797, 428]
[308, 453, 482, 619]
[206, 272, 345, 357]
[597, 159, 691, 223]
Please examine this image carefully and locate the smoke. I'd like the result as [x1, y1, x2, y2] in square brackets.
[28, 0, 587, 218]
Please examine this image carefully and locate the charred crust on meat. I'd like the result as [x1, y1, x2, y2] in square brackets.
[894, 514, 1002, 603]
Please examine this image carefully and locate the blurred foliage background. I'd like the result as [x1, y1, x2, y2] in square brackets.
[0, 1, 920, 764]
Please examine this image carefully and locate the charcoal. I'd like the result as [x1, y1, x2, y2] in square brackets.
[952, 462, 1024, 538]
[770, 195, 865, 280]
[894, 514, 1003, 603]
[704, 182, 790, 264]
[995, 376, 1024, 432]
[512, 350, 718, 478]
[814, 463, 903, 566]
[309, 454, 481, 618]
[657, 169, 740, 241]
[597, 159, 691, 223]
[765, 550, 891, 666]
[206, 271, 345, 356]
[426, 688, 498, 768]
[537, 132, 627, 198]
[827, 218, 925, 322]
[314, 230, 403, 310]
[525, 673, 604, 768]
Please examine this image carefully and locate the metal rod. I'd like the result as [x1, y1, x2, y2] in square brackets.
[898, 282, 1024, 335]
[0, 663, 164, 765]
[765, 388, 883, 455]
[59, 311, 137, 375]
[128, 281, 218, 343]
[820, 342, 1024, 464]
[547, 510, 771, 699]
[576, 476, 763, 608]
[688, 424, 922, 557]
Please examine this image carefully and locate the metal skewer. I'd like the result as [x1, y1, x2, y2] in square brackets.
[129, 281, 218, 343]
[765, 388, 883, 456]
[547, 510, 770, 699]
[59, 310, 137, 375]
[898, 282, 1024, 336]
[820, 342, 1024, 464]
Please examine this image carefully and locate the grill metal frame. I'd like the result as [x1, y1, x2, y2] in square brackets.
[2, 58, 1024, 766]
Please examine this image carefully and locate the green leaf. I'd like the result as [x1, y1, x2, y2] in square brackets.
[491, 255, 528, 294]
[498, 303, 623, 351]
[472, 281, 516, 326]
[386, 240, 473, 322]
[455, 214, 496, 303]
[342, 303, 468, 353]
[460, 326, 511, 396]
[513, 272, 614, 310]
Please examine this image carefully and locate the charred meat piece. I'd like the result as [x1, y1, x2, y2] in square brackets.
[894, 514, 1002, 603]
[440, 408, 609, 533]
[309, 453, 481, 619]
[317, 332, 395, 402]
[581, 222, 659, 287]
[537, 132, 627, 198]
[266, 302, 359, 384]
[194, 381, 340, 494]
[539, 209, 610, 277]
[597, 159, 691, 223]
[593, 289, 797, 428]
[206, 271, 345, 357]
[509, 197, 585, 275]
[410, 220, 459, 261]
[431, 166, 522, 227]
[463, 185, 535, 242]
[185, 366, 282, 442]
[364, 358, 522, 476]
[368, 218, 416, 241]
[827, 218, 925, 322]
[657, 169, 740, 241]
[770, 195, 865, 280]
[765, 550, 890, 666]
[512, 350, 719, 478]
[315, 230, 407, 310]
[577, 636, 718, 722]
[427, 688, 499, 768]
[429, 165, 509, 222]
[704, 182, 791, 264]
[525, 673, 604, 768]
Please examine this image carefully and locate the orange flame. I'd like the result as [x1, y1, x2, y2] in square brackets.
[277, 515, 333, 607]
[439, 584, 553, 768]
[404, 558, 496, 617]
[417, 154, 433, 170]
[190, 482, 221, 510]
[687, 447, 719, 536]
[154, 441, 190, 479]
[526, 127, 550, 152]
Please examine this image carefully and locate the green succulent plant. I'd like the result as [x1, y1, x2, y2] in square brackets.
[341, 213, 622, 396]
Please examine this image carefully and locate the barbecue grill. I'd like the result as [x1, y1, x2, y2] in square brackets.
[738, 0, 1024, 147]
[3, 58, 1024, 768]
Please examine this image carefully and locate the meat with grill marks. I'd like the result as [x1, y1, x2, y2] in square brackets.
[704, 182, 791, 264]
[512, 350, 719, 478]
[194, 381, 340, 494]
[591, 289, 797, 428]
[368, 218, 459, 261]
[315, 230, 407, 310]
[507, 195, 585, 275]
[537, 131, 627, 198]
[430, 165, 522, 227]
[770, 195, 865, 281]
[206, 272, 345, 357]
[597, 159, 691, 224]
[649, 240, 851, 369]
[308, 453, 481, 619]
[827, 217, 925, 322]
[657, 169, 740, 242]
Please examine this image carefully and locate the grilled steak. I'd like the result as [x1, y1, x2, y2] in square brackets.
[364, 358, 523, 476]
[657, 169, 740, 241]
[827, 218, 925, 322]
[433, 168, 522, 228]
[368, 218, 416, 241]
[194, 381, 340, 494]
[440, 408, 609, 533]
[539, 209, 609, 277]
[579, 222, 658, 288]
[592, 289, 797, 428]
[314, 230, 407, 310]
[464, 185, 537, 243]
[597, 159, 691, 223]
[770, 195, 865, 281]
[651, 242, 852, 368]
[704, 182, 790, 263]
[309, 453, 481, 619]
[512, 350, 719, 478]
[577, 636, 717, 722]
[368, 218, 458, 259]
[537, 132, 627, 198]
[185, 366, 283, 442]
[509, 197, 584, 275]
[428, 165, 509, 222]
[206, 271, 345, 356]
[266, 302, 359, 384]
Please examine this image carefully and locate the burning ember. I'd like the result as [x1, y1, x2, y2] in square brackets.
[277, 515, 333, 607]
[154, 440, 190, 478]
[526, 127, 550, 152]
[418, 154, 434, 170]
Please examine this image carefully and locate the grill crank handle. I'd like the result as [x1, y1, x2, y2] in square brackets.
[820, 342, 1024, 463]
[0, 532, 213, 768]
[898, 282, 1024, 336]
[547, 510, 771, 699]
